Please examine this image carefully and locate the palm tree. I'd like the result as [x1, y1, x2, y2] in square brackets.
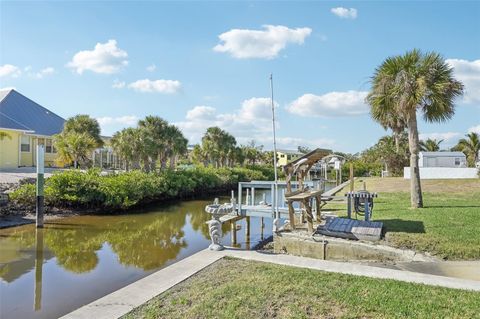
[202, 127, 237, 167]
[138, 116, 169, 170]
[63, 115, 104, 147]
[111, 127, 145, 171]
[454, 132, 480, 167]
[54, 132, 96, 168]
[419, 138, 443, 152]
[367, 49, 464, 208]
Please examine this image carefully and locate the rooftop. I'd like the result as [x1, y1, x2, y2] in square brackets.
[0, 89, 65, 136]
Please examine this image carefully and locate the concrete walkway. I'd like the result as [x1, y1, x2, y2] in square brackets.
[61, 249, 480, 319]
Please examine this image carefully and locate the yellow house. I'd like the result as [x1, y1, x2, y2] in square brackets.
[0, 89, 65, 169]
[276, 149, 303, 167]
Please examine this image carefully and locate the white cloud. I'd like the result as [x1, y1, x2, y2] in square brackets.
[112, 79, 126, 89]
[287, 91, 369, 117]
[96, 115, 138, 126]
[419, 132, 462, 143]
[128, 79, 181, 94]
[331, 7, 358, 19]
[186, 106, 216, 121]
[213, 25, 312, 59]
[468, 124, 480, 134]
[32, 67, 55, 79]
[67, 39, 128, 74]
[446, 58, 480, 104]
[0, 64, 21, 78]
[146, 64, 156, 72]
[176, 98, 334, 150]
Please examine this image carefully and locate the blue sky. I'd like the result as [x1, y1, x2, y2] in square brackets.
[1, 1, 479, 153]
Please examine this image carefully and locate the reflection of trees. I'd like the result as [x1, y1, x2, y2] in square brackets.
[105, 212, 188, 270]
[1, 198, 220, 277]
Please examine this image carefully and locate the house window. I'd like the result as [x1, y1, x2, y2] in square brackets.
[21, 136, 30, 152]
[38, 138, 45, 146]
[46, 139, 53, 153]
[455, 158, 461, 166]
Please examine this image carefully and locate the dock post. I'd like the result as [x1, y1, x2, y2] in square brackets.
[251, 187, 255, 205]
[36, 145, 44, 228]
[238, 183, 242, 214]
[231, 220, 237, 247]
[315, 195, 321, 222]
[245, 216, 251, 250]
[260, 217, 264, 240]
[347, 193, 352, 219]
[364, 194, 370, 222]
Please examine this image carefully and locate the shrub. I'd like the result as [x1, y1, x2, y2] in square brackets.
[9, 165, 273, 211]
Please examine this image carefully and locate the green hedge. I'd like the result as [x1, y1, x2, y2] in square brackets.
[10, 166, 275, 211]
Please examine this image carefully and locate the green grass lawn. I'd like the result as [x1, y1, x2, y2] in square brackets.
[327, 178, 480, 260]
[123, 258, 480, 319]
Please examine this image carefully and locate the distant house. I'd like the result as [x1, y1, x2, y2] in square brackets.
[419, 151, 467, 168]
[0, 89, 65, 169]
[276, 149, 303, 167]
[404, 151, 477, 179]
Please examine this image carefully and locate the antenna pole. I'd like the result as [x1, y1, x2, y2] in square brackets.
[270, 74, 278, 219]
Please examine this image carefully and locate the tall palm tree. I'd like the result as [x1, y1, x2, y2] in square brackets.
[367, 49, 464, 208]
[454, 132, 480, 167]
[138, 116, 169, 170]
[419, 138, 443, 152]
[111, 127, 146, 171]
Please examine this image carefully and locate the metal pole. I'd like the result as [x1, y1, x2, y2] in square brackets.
[36, 145, 44, 228]
[270, 74, 279, 219]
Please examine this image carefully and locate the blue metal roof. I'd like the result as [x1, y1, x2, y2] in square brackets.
[0, 89, 65, 136]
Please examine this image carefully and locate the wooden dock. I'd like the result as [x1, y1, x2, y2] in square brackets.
[317, 217, 383, 241]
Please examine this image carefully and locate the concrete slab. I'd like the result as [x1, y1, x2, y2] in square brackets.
[224, 250, 480, 291]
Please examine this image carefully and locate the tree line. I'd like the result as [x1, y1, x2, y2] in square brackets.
[52, 115, 275, 171]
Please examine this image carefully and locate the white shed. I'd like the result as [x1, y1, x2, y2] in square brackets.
[418, 151, 467, 168]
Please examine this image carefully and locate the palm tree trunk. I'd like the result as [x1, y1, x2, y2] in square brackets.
[394, 132, 400, 153]
[169, 154, 175, 169]
[407, 112, 423, 208]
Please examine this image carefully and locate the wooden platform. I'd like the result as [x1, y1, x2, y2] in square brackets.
[317, 217, 383, 241]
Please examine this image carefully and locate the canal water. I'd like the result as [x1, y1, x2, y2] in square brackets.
[0, 196, 272, 319]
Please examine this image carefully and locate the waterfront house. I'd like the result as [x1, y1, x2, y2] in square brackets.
[276, 149, 303, 167]
[0, 89, 65, 169]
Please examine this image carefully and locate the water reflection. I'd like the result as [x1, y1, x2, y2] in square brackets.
[0, 197, 272, 319]
[34, 229, 44, 311]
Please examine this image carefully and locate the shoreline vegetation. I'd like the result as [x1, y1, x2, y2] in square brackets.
[3, 165, 276, 216]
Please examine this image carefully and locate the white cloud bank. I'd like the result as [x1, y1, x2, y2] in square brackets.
[0, 64, 21, 78]
[176, 98, 335, 150]
[97, 115, 139, 126]
[213, 25, 312, 59]
[446, 58, 480, 104]
[287, 91, 369, 117]
[128, 79, 182, 94]
[331, 7, 358, 19]
[67, 40, 128, 74]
